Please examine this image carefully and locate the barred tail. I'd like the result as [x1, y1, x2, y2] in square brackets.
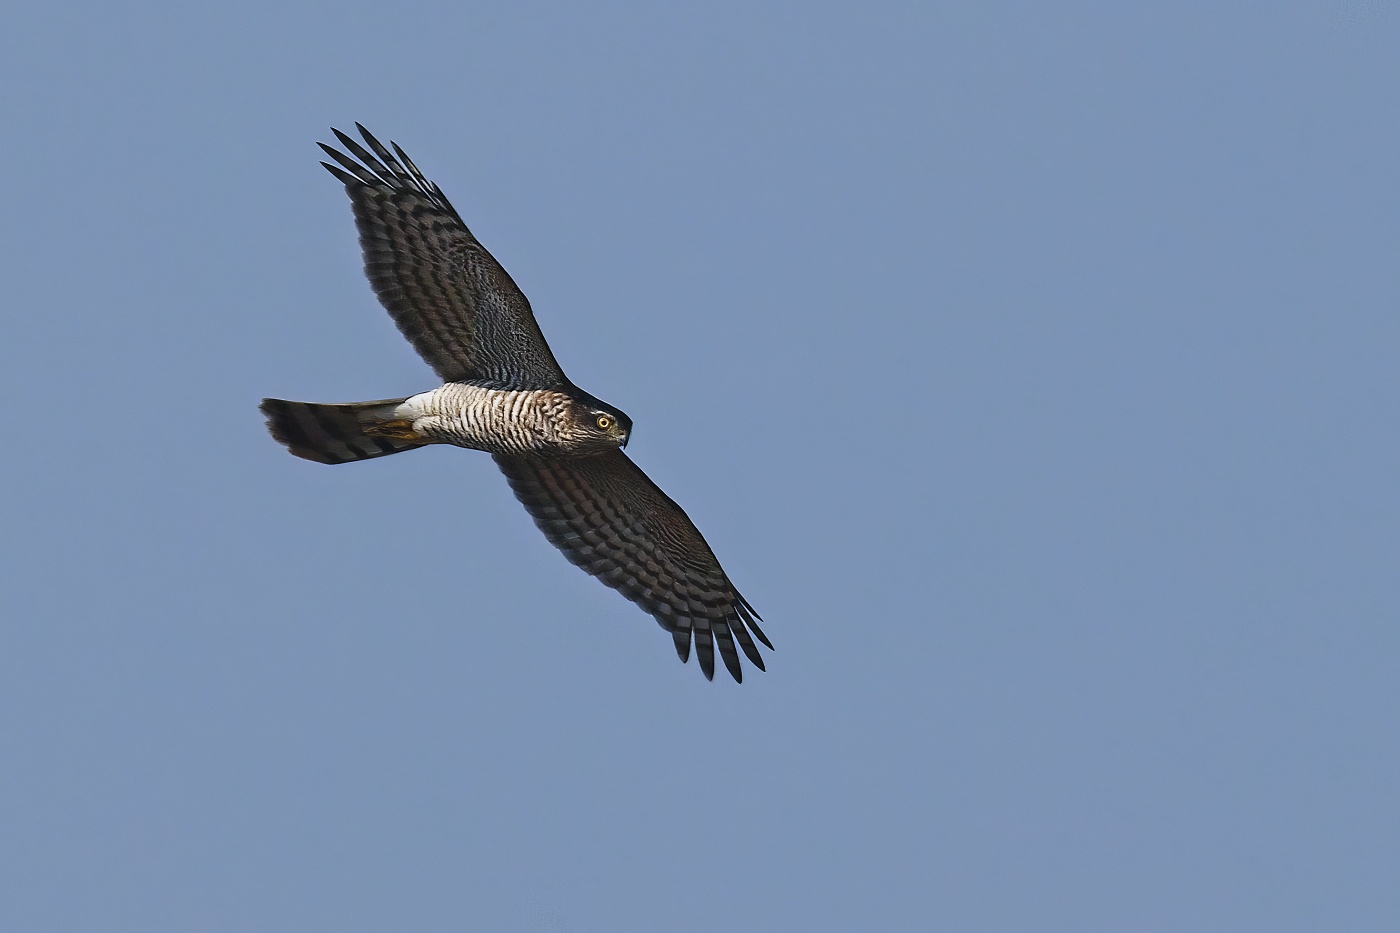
[260, 397, 426, 464]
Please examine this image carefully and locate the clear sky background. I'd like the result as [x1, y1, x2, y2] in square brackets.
[2, 2, 1397, 930]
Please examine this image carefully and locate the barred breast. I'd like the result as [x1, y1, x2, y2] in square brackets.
[395, 383, 578, 455]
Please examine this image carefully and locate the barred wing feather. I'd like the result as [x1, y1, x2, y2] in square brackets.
[320, 124, 566, 388]
[494, 450, 770, 681]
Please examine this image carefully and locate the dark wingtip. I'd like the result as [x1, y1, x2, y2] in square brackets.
[355, 124, 401, 171]
[696, 631, 716, 681]
[318, 125, 462, 222]
[714, 621, 744, 682]
[737, 596, 773, 650]
[731, 615, 766, 671]
[330, 126, 359, 152]
[320, 161, 361, 187]
[331, 127, 393, 180]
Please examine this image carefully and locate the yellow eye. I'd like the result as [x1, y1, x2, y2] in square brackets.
[596, 414, 613, 430]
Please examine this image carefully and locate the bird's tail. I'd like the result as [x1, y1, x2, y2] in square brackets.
[260, 397, 427, 464]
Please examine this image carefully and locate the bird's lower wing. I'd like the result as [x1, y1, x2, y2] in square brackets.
[493, 450, 769, 681]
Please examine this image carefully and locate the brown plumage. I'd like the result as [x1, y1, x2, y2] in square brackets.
[495, 451, 771, 682]
[261, 124, 768, 681]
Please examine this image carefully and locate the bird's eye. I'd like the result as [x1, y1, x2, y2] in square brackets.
[596, 414, 613, 430]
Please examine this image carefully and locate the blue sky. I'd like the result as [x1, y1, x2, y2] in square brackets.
[2, 2, 1397, 930]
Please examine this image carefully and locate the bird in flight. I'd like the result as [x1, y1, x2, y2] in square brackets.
[261, 125, 769, 681]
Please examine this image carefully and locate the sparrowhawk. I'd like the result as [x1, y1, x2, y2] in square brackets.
[260, 125, 769, 682]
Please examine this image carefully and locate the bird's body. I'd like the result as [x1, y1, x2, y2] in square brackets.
[398, 384, 605, 456]
[261, 125, 769, 681]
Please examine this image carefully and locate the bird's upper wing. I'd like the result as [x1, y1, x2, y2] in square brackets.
[320, 124, 567, 387]
[494, 450, 771, 682]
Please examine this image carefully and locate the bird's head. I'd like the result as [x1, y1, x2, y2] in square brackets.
[567, 392, 632, 451]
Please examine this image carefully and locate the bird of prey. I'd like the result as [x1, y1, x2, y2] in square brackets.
[260, 125, 769, 682]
